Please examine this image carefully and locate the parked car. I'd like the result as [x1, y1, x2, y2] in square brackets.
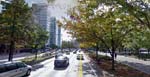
[54, 56, 69, 68]
[0, 61, 32, 77]
[77, 54, 84, 60]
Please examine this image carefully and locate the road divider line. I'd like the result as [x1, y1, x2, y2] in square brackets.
[78, 56, 83, 77]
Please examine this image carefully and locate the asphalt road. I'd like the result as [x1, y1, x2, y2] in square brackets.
[29, 52, 101, 77]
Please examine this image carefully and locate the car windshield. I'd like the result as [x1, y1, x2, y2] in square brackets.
[56, 56, 65, 60]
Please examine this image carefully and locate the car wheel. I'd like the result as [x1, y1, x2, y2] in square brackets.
[25, 69, 31, 76]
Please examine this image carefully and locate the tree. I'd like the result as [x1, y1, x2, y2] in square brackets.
[47, 0, 55, 3]
[124, 27, 150, 51]
[99, 0, 150, 29]
[0, 0, 50, 61]
[62, 41, 75, 49]
[0, 0, 31, 61]
[26, 24, 49, 60]
[64, 0, 139, 70]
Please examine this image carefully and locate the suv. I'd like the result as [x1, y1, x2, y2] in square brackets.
[0, 61, 32, 77]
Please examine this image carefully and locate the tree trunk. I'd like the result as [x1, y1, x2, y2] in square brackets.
[148, 49, 150, 55]
[96, 43, 99, 61]
[34, 44, 38, 60]
[8, 6, 16, 61]
[35, 49, 38, 60]
[111, 49, 115, 70]
[96, 47, 98, 61]
[8, 41, 15, 61]
[110, 24, 115, 70]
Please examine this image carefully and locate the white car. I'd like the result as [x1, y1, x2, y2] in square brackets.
[0, 61, 32, 77]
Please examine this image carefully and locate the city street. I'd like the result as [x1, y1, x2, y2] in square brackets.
[0, 0, 150, 77]
[29, 52, 104, 77]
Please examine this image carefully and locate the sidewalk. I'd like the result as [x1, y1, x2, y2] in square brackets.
[99, 52, 150, 74]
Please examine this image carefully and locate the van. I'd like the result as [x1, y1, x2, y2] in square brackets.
[0, 61, 32, 77]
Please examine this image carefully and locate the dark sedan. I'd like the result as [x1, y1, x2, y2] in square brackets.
[54, 56, 69, 68]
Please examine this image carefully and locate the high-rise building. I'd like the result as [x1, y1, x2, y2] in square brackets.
[32, 3, 50, 30]
[56, 25, 62, 47]
[32, 3, 51, 46]
[32, 4, 61, 48]
[49, 17, 62, 48]
[49, 17, 56, 46]
[57, 26, 62, 47]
